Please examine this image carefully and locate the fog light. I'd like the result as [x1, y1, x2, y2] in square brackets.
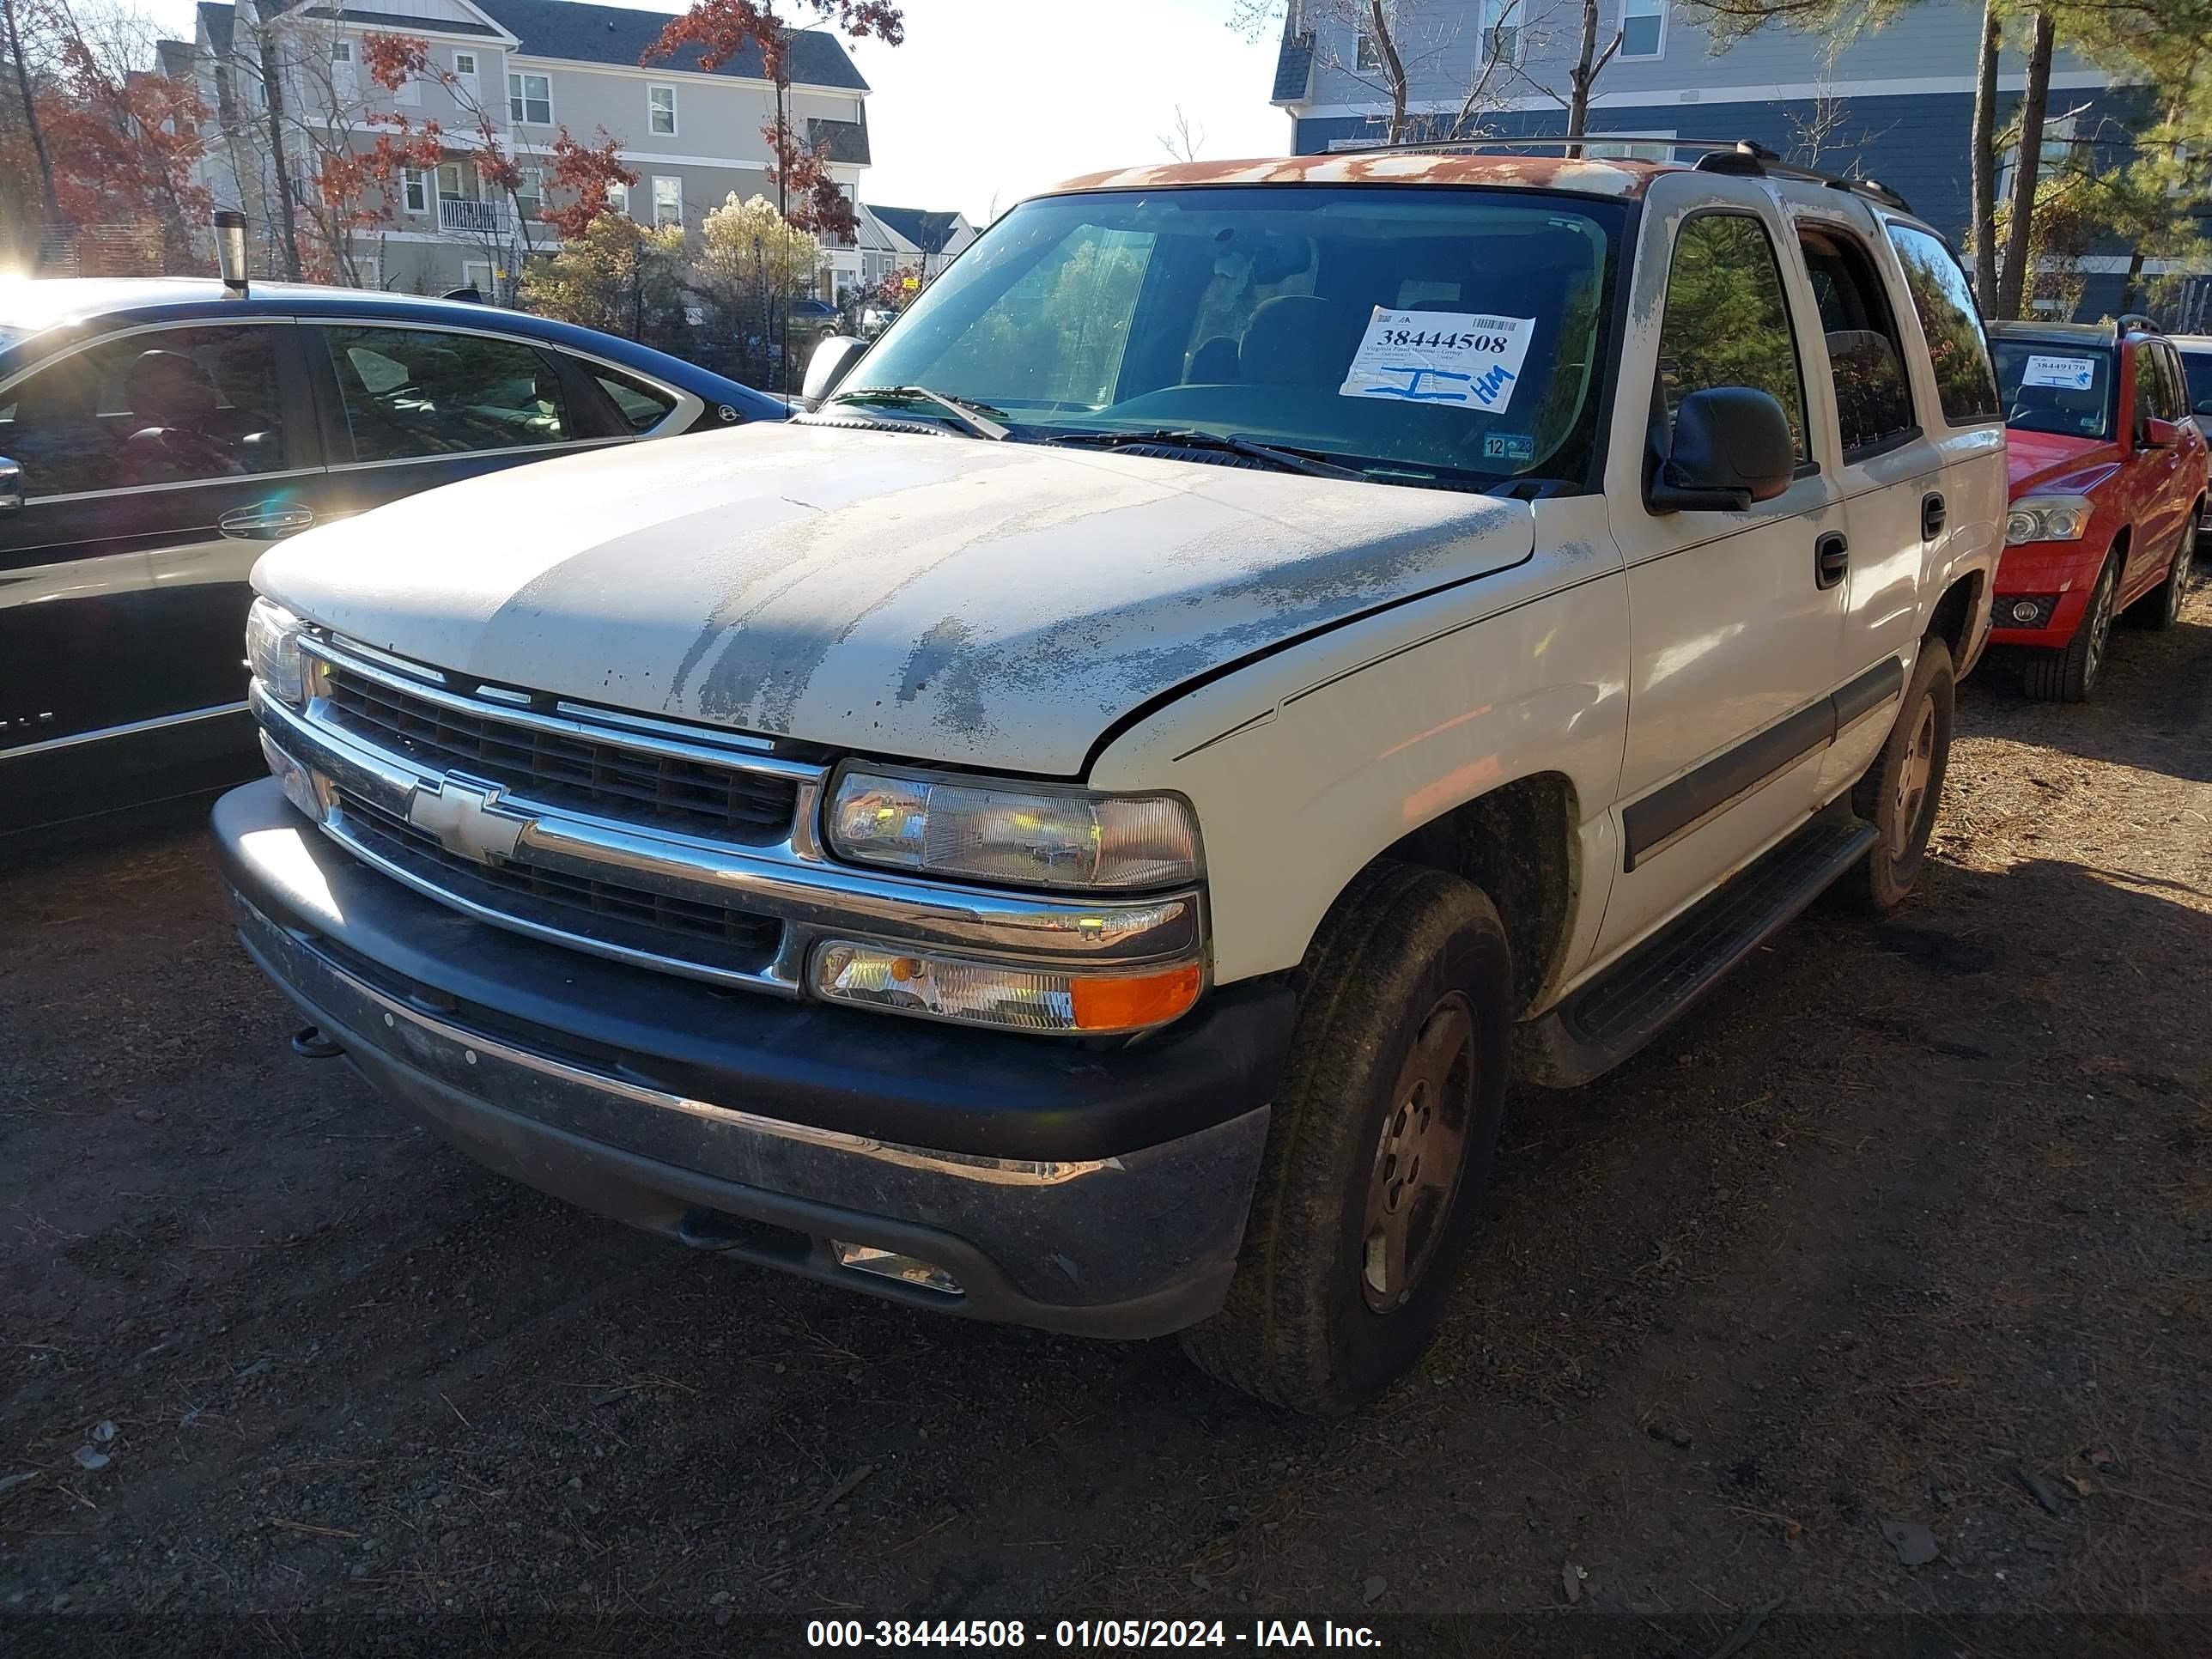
[2001, 595, 2057, 629]
[260, 732, 325, 823]
[811, 940, 1202, 1034]
[831, 1241, 963, 1296]
[2011, 600, 2039, 623]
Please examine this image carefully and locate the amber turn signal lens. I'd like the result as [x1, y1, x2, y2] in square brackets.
[1069, 963, 1203, 1032]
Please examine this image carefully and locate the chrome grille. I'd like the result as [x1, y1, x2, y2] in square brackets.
[332, 787, 783, 977]
[321, 662, 798, 845]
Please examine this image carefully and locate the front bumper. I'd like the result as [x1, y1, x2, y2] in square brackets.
[1988, 539, 2104, 647]
[216, 779, 1292, 1338]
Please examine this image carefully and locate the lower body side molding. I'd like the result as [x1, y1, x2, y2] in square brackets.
[1516, 814, 1879, 1088]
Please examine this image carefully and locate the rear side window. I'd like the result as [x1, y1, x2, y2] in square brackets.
[1885, 224, 2000, 426]
[2152, 344, 2181, 419]
[1797, 227, 1916, 456]
[323, 326, 574, 463]
[1656, 213, 1809, 462]
[594, 368, 682, 434]
[0, 325, 288, 497]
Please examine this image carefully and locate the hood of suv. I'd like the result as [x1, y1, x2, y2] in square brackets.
[256, 422, 1534, 776]
[2005, 428, 2123, 496]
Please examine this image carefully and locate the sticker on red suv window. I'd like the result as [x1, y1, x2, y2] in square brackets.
[1340, 308, 1535, 410]
[2022, 354, 2097, 391]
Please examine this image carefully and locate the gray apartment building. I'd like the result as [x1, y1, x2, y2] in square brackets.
[1271, 0, 2186, 319]
[178, 0, 871, 295]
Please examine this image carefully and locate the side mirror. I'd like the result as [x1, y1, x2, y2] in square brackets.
[799, 335, 869, 411]
[2194, 398, 2212, 416]
[0, 457, 21, 515]
[2142, 416, 2183, 450]
[1648, 387, 1796, 513]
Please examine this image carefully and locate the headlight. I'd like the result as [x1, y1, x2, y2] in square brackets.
[246, 597, 308, 704]
[2005, 497, 2094, 545]
[826, 768, 1200, 890]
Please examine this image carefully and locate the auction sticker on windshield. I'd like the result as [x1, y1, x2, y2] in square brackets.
[1340, 307, 1535, 410]
[2022, 354, 2098, 391]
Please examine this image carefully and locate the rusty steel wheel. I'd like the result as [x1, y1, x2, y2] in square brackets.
[1850, 636, 1954, 913]
[1179, 862, 1513, 1416]
[1361, 992, 1475, 1312]
[1888, 694, 1939, 862]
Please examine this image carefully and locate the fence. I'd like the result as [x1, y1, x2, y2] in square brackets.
[35, 222, 173, 277]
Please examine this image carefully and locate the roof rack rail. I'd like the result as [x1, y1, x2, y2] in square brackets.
[1302, 134, 1915, 214]
[1687, 139, 1911, 212]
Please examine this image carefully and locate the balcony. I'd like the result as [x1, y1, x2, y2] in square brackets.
[438, 198, 513, 237]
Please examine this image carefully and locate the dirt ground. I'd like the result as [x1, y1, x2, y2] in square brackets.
[3, 597, 2209, 1659]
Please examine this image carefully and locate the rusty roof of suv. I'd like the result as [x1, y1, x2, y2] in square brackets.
[1048, 152, 1669, 200]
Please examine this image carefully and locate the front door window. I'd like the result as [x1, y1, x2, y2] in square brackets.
[0, 325, 289, 497]
[1655, 213, 1809, 463]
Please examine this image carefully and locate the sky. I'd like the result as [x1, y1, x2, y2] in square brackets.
[135, 0, 1294, 225]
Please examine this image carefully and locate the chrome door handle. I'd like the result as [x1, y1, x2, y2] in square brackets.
[219, 502, 315, 540]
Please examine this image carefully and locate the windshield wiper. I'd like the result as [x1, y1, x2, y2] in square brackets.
[824, 385, 1009, 441]
[1043, 428, 1362, 480]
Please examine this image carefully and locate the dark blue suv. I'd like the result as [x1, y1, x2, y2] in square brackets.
[0, 278, 785, 845]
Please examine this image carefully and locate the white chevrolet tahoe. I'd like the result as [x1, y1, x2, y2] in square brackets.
[220, 142, 2004, 1413]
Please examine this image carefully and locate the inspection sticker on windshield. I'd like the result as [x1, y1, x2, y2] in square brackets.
[1340, 308, 1536, 410]
[2022, 354, 2097, 391]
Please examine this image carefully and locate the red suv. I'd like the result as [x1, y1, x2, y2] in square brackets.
[1988, 319, 2203, 700]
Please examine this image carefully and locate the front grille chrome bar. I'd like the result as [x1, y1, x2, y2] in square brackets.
[255, 682, 1205, 996]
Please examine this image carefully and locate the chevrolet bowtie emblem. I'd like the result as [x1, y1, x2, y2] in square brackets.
[406, 775, 527, 865]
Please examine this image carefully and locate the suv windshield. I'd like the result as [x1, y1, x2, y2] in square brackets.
[1992, 337, 2114, 440]
[835, 185, 1625, 490]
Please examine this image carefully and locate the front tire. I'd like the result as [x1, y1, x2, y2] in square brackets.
[1180, 863, 1512, 1416]
[1850, 637, 1954, 912]
[2022, 555, 2117, 702]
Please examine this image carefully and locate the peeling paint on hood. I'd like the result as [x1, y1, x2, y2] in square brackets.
[254, 423, 1534, 776]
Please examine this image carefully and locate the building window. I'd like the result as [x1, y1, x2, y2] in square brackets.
[515, 165, 543, 221]
[1620, 0, 1665, 58]
[402, 167, 428, 213]
[330, 38, 356, 97]
[1353, 28, 1382, 73]
[453, 50, 478, 90]
[648, 84, 677, 136]
[652, 175, 683, 228]
[1482, 0, 1521, 66]
[507, 71, 551, 125]
[1584, 134, 1674, 161]
[1996, 112, 2076, 203]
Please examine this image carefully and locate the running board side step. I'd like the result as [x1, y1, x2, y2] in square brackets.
[1517, 817, 1879, 1088]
